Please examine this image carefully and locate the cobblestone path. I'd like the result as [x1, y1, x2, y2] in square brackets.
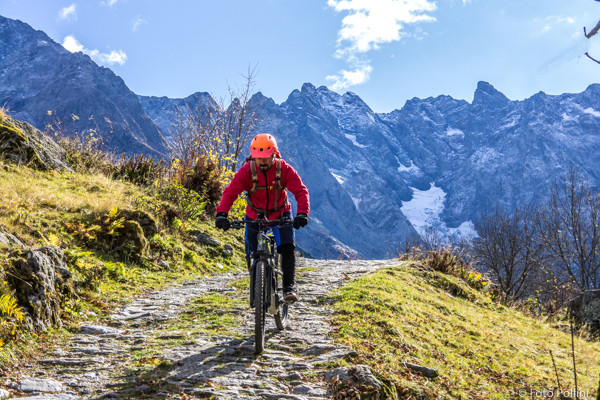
[8, 259, 400, 400]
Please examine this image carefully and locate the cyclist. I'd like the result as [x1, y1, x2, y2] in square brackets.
[215, 133, 310, 303]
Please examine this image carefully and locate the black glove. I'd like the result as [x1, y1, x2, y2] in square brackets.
[215, 212, 230, 231]
[293, 213, 308, 229]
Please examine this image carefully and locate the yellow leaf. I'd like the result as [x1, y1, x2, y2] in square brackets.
[108, 206, 119, 219]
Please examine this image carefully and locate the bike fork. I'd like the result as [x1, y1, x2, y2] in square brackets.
[249, 262, 256, 308]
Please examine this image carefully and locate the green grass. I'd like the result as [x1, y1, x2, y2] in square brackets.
[328, 264, 600, 399]
[158, 291, 247, 340]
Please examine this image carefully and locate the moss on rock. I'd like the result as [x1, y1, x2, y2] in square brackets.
[0, 116, 72, 171]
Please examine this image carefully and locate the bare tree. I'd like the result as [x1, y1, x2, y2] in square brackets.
[471, 206, 544, 302]
[536, 169, 600, 291]
[168, 65, 262, 172]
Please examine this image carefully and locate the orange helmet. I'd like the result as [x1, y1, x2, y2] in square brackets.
[250, 133, 278, 158]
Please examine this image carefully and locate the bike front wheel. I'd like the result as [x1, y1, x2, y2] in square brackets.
[254, 260, 266, 354]
[274, 301, 288, 330]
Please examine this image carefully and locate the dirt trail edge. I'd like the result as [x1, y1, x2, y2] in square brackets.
[10, 259, 400, 400]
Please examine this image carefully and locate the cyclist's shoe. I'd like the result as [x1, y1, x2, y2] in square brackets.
[283, 290, 298, 304]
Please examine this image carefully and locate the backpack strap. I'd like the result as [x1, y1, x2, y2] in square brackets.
[246, 159, 286, 214]
[274, 159, 284, 190]
[249, 160, 260, 193]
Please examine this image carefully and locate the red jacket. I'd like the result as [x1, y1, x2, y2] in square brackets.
[217, 158, 310, 220]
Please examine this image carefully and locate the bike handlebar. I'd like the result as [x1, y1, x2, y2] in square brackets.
[230, 218, 293, 230]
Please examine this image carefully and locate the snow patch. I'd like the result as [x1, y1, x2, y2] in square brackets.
[396, 157, 422, 174]
[420, 111, 435, 125]
[446, 127, 464, 137]
[583, 107, 600, 118]
[344, 134, 368, 148]
[562, 113, 577, 122]
[350, 195, 360, 210]
[401, 183, 477, 241]
[401, 183, 446, 235]
[499, 115, 519, 129]
[330, 172, 346, 185]
[448, 221, 478, 240]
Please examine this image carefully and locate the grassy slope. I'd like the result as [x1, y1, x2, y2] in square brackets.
[328, 263, 600, 399]
[0, 161, 247, 366]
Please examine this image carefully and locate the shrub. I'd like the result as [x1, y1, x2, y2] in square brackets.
[112, 153, 166, 187]
[135, 180, 207, 226]
[172, 155, 224, 215]
[0, 292, 24, 344]
[401, 244, 492, 295]
[65, 207, 148, 260]
[56, 134, 114, 175]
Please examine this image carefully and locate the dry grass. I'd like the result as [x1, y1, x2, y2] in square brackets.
[0, 162, 142, 235]
[0, 106, 8, 122]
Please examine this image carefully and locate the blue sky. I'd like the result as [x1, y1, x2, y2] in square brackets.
[1, 0, 600, 112]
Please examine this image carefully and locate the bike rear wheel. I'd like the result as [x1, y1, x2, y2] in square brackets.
[254, 260, 266, 354]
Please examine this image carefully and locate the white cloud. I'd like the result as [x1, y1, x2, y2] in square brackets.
[326, 64, 373, 91]
[536, 15, 576, 36]
[133, 17, 147, 31]
[59, 4, 77, 21]
[326, 0, 437, 90]
[62, 35, 84, 52]
[102, 0, 119, 7]
[329, 0, 437, 54]
[61, 35, 128, 66]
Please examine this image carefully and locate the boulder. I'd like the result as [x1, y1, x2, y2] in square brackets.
[188, 230, 221, 246]
[94, 210, 149, 257]
[18, 377, 64, 393]
[403, 362, 439, 378]
[120, 209, 159, 238]
[0, 115, 72, 172]
[569, 289, 600, 331]
[0, 227, 24, 247]
[325, 364, 393, 400]
[6, 246, 71, 331]
[223, 244, 234, 257]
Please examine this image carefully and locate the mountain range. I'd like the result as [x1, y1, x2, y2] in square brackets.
[0, 15, 167, 157]
[2, 14, 600, 259]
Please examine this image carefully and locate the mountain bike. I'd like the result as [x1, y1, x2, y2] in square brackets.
[230, 217, 293, 354]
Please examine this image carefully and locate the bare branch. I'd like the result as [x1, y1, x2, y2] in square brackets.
[585, 52, 600, 64]
[585, 20, 600, 38]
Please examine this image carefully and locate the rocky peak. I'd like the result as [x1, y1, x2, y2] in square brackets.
[472, 81, 510, 107]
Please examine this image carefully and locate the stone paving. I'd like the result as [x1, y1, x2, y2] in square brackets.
[6, 259, 400, 399]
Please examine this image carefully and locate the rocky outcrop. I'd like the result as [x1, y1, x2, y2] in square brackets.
[0, 115, 72, 171]
[6, 246, 72, 331]
[326, 365, 382, 390]
[569, 289, 600, 332]
[0, 226, 24, 247]
[325, 364, 396, 400]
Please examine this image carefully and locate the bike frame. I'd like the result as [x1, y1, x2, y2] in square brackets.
[231, 217, 290, 306]
[230, 217, 292, 353]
